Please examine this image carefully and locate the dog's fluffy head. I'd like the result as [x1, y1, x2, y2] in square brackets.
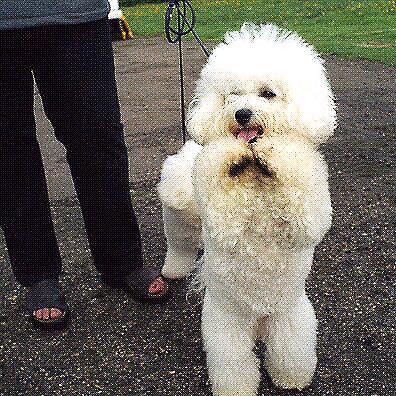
[188, 23, 337, 146]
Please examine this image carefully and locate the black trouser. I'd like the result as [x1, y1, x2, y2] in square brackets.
[0, 19, 143, 287]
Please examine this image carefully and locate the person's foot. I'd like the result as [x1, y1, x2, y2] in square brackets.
[102, 267, 170, 303]
[33, 308, 64, 321]
[27, 279, 70, 329]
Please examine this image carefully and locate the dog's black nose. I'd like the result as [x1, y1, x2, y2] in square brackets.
[235, 108, 253, 125]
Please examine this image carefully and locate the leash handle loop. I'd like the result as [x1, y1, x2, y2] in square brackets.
[165, 0, 196, 44]
[165, 0, 209, 56]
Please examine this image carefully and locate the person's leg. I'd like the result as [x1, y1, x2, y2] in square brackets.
[32, 19, 168, 299]
[0, 28, 66, 323]
[0, 29, 62, 286]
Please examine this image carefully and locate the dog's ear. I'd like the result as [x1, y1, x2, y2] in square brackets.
[187, 93, 224, 145]
[286, 62, 338, 145]
[287, 93, 337, 145]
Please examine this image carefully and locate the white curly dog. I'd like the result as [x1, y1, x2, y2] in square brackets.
[158, 24, 336, 396]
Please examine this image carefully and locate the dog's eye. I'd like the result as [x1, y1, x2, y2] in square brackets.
[259, 89, 276, 99]
[230, 90, 242, 96]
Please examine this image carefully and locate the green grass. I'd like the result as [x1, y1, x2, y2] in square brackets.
[123, 0, 396, 66]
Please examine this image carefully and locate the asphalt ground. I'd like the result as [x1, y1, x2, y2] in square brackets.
[0, 37, 395, 396]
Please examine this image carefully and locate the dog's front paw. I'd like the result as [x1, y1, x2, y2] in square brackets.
[250, 141, 273, 177]
[254, 157, 272, 177]
[229, 156, 253, 177]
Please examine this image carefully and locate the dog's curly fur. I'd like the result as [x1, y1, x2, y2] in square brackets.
[158, 23, 336, 396]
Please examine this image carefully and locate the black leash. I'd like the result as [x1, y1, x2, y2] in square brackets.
[165, 0, 210, 143]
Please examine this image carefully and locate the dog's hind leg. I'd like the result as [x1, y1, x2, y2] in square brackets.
[264, 293, 317, 390]
[202, 292, 260, 396]
[161, 205, 202, 279]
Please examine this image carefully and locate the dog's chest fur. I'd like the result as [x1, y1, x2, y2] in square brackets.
[200, 174, 314, 251]
[198, 180, 315, 315]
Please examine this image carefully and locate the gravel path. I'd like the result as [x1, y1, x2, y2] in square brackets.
[0, 37, 395, 396]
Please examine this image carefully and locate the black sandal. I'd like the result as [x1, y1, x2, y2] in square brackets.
[27, 279, 70, 330]
[102, 267, 170, 303]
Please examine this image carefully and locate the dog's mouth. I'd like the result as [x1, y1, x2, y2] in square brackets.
[233, 126, 264, 143]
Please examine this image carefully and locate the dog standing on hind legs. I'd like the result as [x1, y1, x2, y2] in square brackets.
[159, 23, 336, 396]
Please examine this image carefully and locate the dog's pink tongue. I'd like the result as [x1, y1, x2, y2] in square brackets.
[237, 128, 258, 143]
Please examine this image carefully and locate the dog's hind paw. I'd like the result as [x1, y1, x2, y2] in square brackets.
[161, 248, 198, 279]
[268, 369, 314, 391]
[216, 388, 257, 396]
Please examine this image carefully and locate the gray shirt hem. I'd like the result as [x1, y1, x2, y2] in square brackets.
[0, 8, 109, 30]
